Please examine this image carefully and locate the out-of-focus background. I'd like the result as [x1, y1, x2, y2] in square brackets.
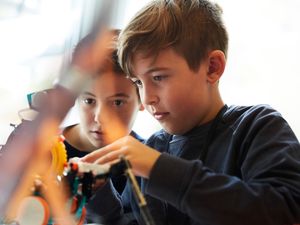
[0, 0, 299, 145]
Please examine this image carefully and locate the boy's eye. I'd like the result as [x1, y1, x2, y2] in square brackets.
[83, 98, 95, 105]
[113, 99, 124, 106]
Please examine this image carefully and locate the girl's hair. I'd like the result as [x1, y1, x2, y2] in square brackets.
[73, 29, 123, 74]
[73, 29, 141, 101]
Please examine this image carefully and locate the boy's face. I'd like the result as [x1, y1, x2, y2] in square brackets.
[132, 48, 215, 135]
[78, 70, 141, 148]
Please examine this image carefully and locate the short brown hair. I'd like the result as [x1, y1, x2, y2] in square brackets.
[118, 0, 228, 77]
[73, 29, 123, 74]
[73, 29, 141, 101]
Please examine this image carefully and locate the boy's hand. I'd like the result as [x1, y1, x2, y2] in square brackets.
[81, 136, 161, 178]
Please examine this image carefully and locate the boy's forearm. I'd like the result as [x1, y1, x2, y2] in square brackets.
[85, 180, 125, 224]
[146, 152, 300, 225]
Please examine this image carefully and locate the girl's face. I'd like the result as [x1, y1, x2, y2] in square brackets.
[78, 70, 142, 149]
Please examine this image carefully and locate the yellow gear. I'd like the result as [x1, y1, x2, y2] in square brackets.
[50, 135, 67, 176]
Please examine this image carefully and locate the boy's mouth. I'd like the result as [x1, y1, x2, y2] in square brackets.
[153, 112, 169, 120]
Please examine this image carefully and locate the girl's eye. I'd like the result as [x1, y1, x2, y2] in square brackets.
[83, 98, 95, 105]
[134, 80, 143, 87]
[133, 79, 142, 87]
[153, 75, 167, 82]
[153, 75, 163, 81]
[113, 99, 124, 106]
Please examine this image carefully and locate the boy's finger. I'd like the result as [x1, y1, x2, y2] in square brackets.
[81, 144, 114, 162]
[81, 149, 104, 163]
[94, 149, 124, 165]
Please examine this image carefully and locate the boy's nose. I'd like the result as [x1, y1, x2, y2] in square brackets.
[144, 95, 159, 106]
[142, 87, 159, 106]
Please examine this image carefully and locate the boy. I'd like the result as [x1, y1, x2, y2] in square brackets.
[83, 1, 300, 225]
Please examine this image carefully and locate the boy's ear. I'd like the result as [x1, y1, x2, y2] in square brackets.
[139, 103, 145, 111]
[206, 50, 226, 84]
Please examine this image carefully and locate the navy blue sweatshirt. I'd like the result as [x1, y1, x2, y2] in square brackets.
[86, 105, 300, 225]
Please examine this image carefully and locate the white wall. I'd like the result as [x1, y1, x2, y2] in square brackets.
[217, 0, 300, 139]
[1, 0, 299, 144]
